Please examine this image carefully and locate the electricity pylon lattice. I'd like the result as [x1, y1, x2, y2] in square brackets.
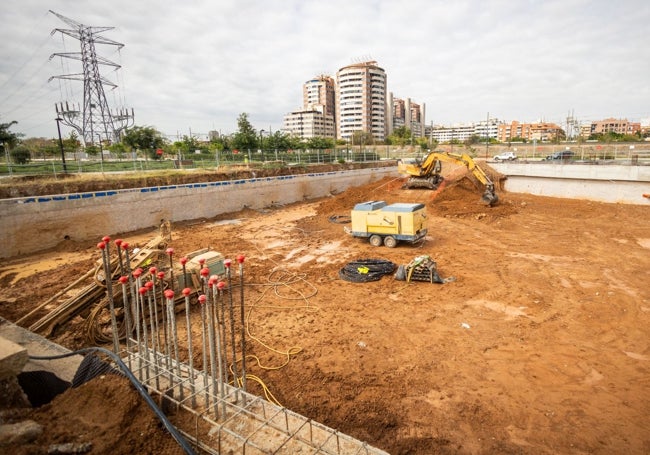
[49, 10, 134, 145]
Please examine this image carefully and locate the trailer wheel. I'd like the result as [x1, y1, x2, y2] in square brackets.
[369, 235, 383, 247]
[383, 236, 397, 248]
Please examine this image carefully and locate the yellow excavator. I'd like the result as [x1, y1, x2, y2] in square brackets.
[398, 151, 499, 206]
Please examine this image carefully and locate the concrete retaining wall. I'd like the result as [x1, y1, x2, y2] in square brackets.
[492, 162, 650, 205]
[0, 167, 396, 259]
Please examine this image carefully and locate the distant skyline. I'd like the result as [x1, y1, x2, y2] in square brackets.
[1, 0, 649, 140]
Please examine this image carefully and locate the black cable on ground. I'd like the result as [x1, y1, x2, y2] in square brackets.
[29, 347, 196, 455]
[338, 259, 396, 283]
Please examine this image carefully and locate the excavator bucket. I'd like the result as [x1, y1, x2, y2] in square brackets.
[482, 190, 499, 206]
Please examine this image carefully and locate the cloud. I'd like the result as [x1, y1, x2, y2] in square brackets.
[1, 0, 649, 140]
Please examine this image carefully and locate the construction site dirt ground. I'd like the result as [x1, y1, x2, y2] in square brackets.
[1, 168, 649, 454]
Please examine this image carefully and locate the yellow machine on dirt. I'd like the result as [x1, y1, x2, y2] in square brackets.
[398, 151, 499, 206]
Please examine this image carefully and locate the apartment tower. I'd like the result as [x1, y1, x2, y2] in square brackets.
[335, 60, 387, 141]
[283, 75, 336, 138]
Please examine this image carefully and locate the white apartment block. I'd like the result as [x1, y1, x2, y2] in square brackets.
[283, 75, 336, 139]
[283, 108, 335, 139]
[336, 61, 387, 141]
[427, 118, 500, 143]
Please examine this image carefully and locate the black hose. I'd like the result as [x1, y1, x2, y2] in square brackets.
[29, 347, 197, 455]
[339, 259, 396, 283]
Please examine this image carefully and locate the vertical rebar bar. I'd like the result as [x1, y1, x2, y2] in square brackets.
[114, 238, 125, 276]
[216, 281, 229, 389]
[131, 266, 143, 379]
[146, 282, 160, 390]
[157, 271, 168, 370]
[198, 294, 209, 408]
[118, 276, 132, 370]
[122, 243, 136, 351]
[182, 287, 196, 407]
[236, 255, 247, 396]
[99, 238, 120, 354]
[205, 277, 219, 418]
[180, 257, 188, 290]
[137, 285, 150, 382]
[224, 259, 240, 402]
[215, 280, 227, 417]
[167, 290, 184, 401]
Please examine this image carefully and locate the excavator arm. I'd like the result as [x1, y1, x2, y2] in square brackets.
[399, 151, 498, 206]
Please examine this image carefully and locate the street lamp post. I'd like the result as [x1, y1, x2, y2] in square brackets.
[55, 117, 67, 172]
[259, 129, 265, 155]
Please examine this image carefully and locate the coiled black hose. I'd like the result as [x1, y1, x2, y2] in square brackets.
[339, 259, 396, 283]
[29, 347, 196, 455]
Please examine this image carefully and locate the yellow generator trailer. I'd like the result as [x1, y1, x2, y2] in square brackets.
[345, 200, 428, 248]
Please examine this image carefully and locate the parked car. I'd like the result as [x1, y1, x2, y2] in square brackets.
[544, 151, 575, 160]
[493, 151, 518, 161]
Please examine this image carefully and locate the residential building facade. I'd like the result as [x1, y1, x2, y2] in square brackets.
[497, 121, 565, 142]
[283, 75, 336, 139]
[283, 108, 335, 139]
[387, 93, 426, 138]
[336, 60, 387, 141]
[588, 118, 640, 136]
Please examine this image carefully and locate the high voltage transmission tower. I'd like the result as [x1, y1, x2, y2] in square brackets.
[48, 10, 134, 146]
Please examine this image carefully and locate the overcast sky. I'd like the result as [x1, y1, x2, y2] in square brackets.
[1, 0, 649, 141]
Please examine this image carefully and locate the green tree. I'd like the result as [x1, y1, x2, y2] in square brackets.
[63, 132, 81, 158]
[230, 113, 258, 151]
[85, 144, 100, 158]
[351, 130, 374, 146]
[0, 121, 22, 150]
[306, 136, 335, 150]
[108, 142, 128, 160]
[267, 131, 293, 151]
[22, 137, 57, 159]
[10, 145, 31, 164]
[122, 126, 166, 160]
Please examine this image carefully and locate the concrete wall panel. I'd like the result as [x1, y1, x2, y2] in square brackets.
[0, 168, 395, 259]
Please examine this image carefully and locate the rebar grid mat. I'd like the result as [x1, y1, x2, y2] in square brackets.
[123, 348, 389, 455]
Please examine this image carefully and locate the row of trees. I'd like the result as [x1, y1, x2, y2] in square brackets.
[4, 113, 648, 165]
[1, 114, 345, 164]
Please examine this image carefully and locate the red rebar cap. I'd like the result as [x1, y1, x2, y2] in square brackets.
[208, 276, 217, 286]
[237, 254, 245, 264]
[149, 266, 157, 275]
[145, 281, 154, 290]
[97, 241, 106, 250]
[164, 289, 175, 300]
[102, 235, 111, 243]
[138, 286, 148, 295]
[115, 239, 123, 246]
[224, 259, 232, 268]
[198, 258, 206, 265]
[200, 267, 210, 277]
[157, 271, 165, 280]
[198, 294, 206, 304]
[216, 281, 226, 290]
[182, 287, 192, 296]
[166, 247, 174, 256]
[180, 257, 188, 265]
[118, 276, 128, 284]
[121, 242, 129, 250]
[132, 268, 143, 278]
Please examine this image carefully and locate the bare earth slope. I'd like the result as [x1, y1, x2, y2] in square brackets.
[1, 170, 649, 454]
